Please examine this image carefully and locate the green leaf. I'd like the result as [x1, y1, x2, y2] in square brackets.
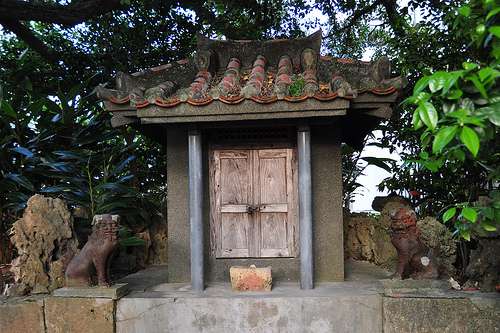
[463, 62, 478, 71]
[462, 207, 478, 223]
[486, 7, 500, 21]
[412, 110, 423, 129]
[414, 92, 431, 104]
[120, 236, 146, 247]
[458, 5, 471, 17]
[460, 126, 480, 157]
[432, 126, 458, 154]
[422, 158, 442, 172]
[452, 149, 466, 161]
[413, 76, 430, 95]
[0, 100, 17, 119]
[447, 89, 463, 99]
[468, 76, 488, 98]
[4, 173, 35, 192]
[419, 150, 429, 160]
[487, 111, 500, 126]
[481, 221, 497, 232]
[478, 67, 496, 82]
[489, 26, 500, 38]
[418, 102, 438, 130]
[420, 131, 432, 147]
[447, 108, 468, 120]
[428, 72, 447, 93]
[360, 156, 394, 172]
[443, 207, 456, 223]
[476, 24, 486, 35]
[442, 72, 462, 94]
[11, 146, 34, 158]
[461, 229, 471, 241]
[111, 155, 136, 176]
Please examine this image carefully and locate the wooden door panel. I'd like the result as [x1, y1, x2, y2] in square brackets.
[220, 213, 250, 257]
[258, 153, 287, 204]
[210, 147, 297, 259]
[259, 204, 288, 213]
[255, 148, 295, 257]
[212, 150, 253, 258]
[260, 212, 289, 257]
[220, 157, 250, 205]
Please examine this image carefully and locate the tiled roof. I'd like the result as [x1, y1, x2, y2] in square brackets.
[97, 30, 404, 112]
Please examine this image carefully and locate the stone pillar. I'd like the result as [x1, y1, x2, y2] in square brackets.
[298, 126, 313, 289]
[188, 130, 204, 291]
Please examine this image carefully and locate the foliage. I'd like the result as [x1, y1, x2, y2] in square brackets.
[0, 78, 164, 238]
[342, 140, 394, 209]
[288, 75, 305, 96]
[0, 0, 496, 241]
[405, 0, 499, 239]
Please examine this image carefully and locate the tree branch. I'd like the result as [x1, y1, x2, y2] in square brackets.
[0, 19, 60, 63]
[381, 0, 407, 38]
[0, 0, 125, 26]
[325, 0, 383, 38]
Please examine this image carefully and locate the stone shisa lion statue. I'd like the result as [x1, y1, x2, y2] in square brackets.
[65, 214, 120, 287]
[390, 207, 439, 279]
[371, 195, 456, 281]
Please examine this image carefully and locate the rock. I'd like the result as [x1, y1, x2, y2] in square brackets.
[0, 264, 13, 294]
[464, 237, 500, 292]
[9, 195, 78, 295]
[45, 297, 114, 333]
[344, 213, 397, 269]
[0, 296, 45, 333]
[230, 265, 272, 291]
[0, 232, 13, 264]
[148, 216, 168, 265]
[372, 195, 410, 212]
[417, 217, 457, 278]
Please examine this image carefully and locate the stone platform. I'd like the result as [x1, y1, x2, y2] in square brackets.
[117, 281, 384, 333]
[1, 263, 499, 333]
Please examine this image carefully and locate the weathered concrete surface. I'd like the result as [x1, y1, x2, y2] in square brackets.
[344, 259, 392, 281]
[311, 125, 344, 281]
[117, 282, 382, 333]
[0, 296, 45, 333]
[169, 125, 344, 283]
[118, 265, 168, 291]
[53, 283, 129, 300]
[44, 297, 115, 333]
[166, 127, 190, 282]
[383, 295, 500, 333]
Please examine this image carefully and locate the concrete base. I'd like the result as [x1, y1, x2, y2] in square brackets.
[53, 283, 129, 300]
[116, 282, 383, 333]
[1, 264, 499, 333]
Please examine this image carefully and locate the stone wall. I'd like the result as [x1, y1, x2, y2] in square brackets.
[383, 296, 500, 333]
[1, 296, 115, 333]
[1, 290, 499, 333]
[344, 212, 397, 269]
[0, 285, 500, 333]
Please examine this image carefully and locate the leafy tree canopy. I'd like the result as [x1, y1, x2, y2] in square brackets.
[0, 0, 498, 246]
